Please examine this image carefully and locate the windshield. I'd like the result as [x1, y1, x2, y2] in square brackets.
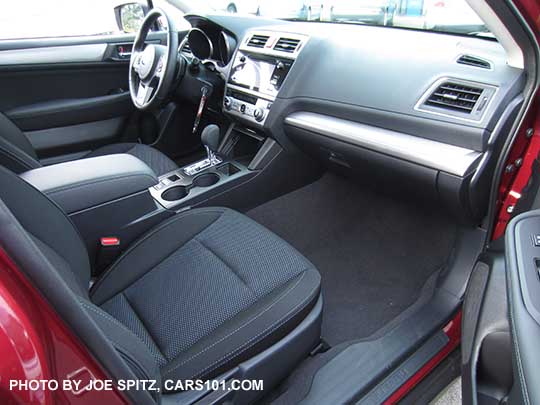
[179, 0, 490, 37]
[0, 0, 489, 42]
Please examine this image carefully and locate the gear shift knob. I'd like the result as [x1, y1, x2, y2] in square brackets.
[201, 125, 220, 153]
[183, 124, 223, 176]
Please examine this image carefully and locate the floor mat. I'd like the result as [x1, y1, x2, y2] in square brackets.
[248, 173, 457, 345]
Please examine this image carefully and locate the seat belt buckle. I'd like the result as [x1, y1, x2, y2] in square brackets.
[95, 237, 121, 273]
[101, 236, 120, 247]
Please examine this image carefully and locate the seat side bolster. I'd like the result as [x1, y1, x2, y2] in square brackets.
[83, 299, 162, 384]
[0, 137, 41, 173]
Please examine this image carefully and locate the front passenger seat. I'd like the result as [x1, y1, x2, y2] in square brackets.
[0, 166, 322, 403]
[0, 112, 178, 176]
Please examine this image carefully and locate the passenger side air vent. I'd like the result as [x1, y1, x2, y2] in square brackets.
[274, 37, 301, 53]
[424, 82, 484, 114]
[457, 55, 491, 69]
[247, 34, 270, 48]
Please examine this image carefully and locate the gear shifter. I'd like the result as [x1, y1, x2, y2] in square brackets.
[201, 124, 221, 163]
[183, 125, 223, 176]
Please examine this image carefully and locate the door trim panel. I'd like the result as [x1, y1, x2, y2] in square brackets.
[506, 211, 540, 405]
[26, 116, 125, 157]
[0, 32, 168, 52]
[6, 92, 132, 131]
[0, 44, 107, 65]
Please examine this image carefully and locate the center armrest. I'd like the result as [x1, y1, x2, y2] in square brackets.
[21, 154, 158, 214]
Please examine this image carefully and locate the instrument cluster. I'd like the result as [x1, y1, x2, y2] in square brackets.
[179, 24, 236, 66]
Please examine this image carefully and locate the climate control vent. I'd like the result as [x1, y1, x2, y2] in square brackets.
[457, 55, 491, 69]
[424, 82, 484, 114]
[247, 34, 270, 48]
[181, 42, 192, 54]
[274, 37, 301, 53]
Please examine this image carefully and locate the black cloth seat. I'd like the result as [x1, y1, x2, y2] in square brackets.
[0, 166, 321, 396]
[92, 208, 321, 382]
[0, 112, 178, 175]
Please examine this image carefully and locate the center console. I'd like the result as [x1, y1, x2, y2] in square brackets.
[148, 121, 264, 210]
[149, 31, 310, 211]
[20, 154, 172, 272]
[149, 159, 252, 210]
[223, 31, 308, 127]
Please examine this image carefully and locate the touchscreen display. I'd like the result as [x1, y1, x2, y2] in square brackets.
[229, 52, 279, 97]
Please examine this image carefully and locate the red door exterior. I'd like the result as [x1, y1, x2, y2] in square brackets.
[0, 249, 126, 404]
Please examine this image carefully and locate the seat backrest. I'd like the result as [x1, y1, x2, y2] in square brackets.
[0, 167, 159, 404]
[0, 112, 42, 173]
[0, 164, 90, 293]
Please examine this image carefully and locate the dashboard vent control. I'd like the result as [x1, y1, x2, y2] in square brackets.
[274, 37, 301, 53]
[247, 34, 270, 48]
[425, 82, 483, 114]
[457, 55, 491, 69]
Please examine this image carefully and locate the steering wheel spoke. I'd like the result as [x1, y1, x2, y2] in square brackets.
[155, 56, 165, 79]
[132, 50, 143, 75]
[135, 82, 154, 106]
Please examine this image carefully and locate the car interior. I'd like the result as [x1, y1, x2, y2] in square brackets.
[0, 0, 537, 404]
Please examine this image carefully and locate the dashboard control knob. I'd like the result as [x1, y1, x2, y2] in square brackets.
[276, 61, 285, 70]
[254, 108, 265, 122]
[240, 104, 246, 113]
[224, 96, 232, 110]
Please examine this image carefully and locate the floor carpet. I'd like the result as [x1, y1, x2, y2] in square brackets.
[248, 173, 457, 345]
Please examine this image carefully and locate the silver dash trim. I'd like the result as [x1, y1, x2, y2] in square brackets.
[0, 44, 107, 65]
[284, 112, 482, 177]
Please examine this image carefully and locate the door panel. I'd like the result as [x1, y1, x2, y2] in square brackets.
[504, 211, 540, 405]
[26, 117, 125, 159]
[0, 63, 130, 113]
[0, 34, 164, 162]
[462, 256, 513, 405]
[6, 92, 132, 131]
[463, 210, 540, 405]
[0, 43, 108, 66]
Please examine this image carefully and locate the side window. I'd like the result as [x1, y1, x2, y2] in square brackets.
[0, 1, 148, 41]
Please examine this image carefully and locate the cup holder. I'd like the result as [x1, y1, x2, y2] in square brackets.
[161, 186, 188, 201]
[193, 173, 220, 188]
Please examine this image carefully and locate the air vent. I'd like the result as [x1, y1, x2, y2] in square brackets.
[182, 42, 192, 54]
[274, 37, 301, 53]
[424, 82, 484, 114]
[457, 55, 491, 69]
[247, 34, 269, 48]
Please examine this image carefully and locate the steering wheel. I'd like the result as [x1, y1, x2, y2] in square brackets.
[129, 8, 179, 110]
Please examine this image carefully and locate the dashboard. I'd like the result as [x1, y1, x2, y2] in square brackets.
[179, 13, 525, 222]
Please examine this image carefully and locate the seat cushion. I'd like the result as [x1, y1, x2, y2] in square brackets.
[86, 143, 178, 176]
[90, 207, 321, 387]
